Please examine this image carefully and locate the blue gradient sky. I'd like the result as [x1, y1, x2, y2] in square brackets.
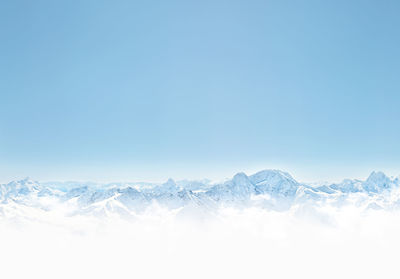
[1, 0, 400, 182]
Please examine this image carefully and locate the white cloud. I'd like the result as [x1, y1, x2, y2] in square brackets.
[0, 205, 399, 279]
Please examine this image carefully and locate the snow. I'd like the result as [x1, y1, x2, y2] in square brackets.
[1, 170, 400, 279]
[1, 170, 400, 218]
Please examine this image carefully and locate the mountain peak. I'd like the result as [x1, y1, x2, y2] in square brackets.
[164, 178, 176, 186]
[249, 169, 299, 196]
[363, 171, 392, 192]
[7, 177, 37, 187]
[153, 178, 179, 194]
[232, 172, 249, 183]
[366, 171, 389, 182]
[250, 169, 297, 185]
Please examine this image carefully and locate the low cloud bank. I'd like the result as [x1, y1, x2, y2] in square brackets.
[0, 205, 399, 279]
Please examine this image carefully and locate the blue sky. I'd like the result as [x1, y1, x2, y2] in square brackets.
[1, 0, 400, 182]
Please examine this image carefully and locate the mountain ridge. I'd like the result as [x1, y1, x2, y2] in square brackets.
[1, 169, 399, 218]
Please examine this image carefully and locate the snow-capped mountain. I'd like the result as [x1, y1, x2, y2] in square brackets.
[0, 177, 63, 204]
[1, 169, 400, 218]
[250, 169, 299, 196]
[362, 171, 394, 192]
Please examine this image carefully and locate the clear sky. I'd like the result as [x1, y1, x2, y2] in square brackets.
[1, 0, 400, 183]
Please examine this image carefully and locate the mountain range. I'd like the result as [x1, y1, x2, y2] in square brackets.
[1, 169, 400, 219]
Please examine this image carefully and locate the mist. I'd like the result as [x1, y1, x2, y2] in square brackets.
[1, 204, 399, 279]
